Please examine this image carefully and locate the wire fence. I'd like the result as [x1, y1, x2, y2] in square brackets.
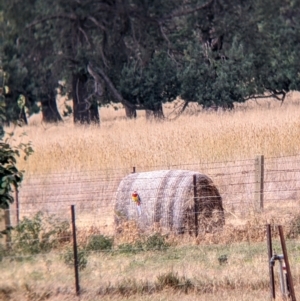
[8, 154, 300, 225]
[1, 154, 300, 299]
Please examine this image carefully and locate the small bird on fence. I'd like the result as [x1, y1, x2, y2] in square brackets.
[132, 190, 142, 216]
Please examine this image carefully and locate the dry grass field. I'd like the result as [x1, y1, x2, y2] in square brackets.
[13, 91, 300, 174]
[2, 92, 300, 301]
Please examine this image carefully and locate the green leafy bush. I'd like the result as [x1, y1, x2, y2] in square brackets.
[116, 233, 169, 254]
[12, 211, 70, 255]
[63, 248, 87, 270]
[86, 235, 113, 252]
[117, 241, 143, 254]
[0, 243, 5, 262]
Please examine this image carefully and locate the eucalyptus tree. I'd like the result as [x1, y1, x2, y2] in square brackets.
[3, 0, 300, 124]
[250, 0, 300, 100]
[2, 0, 63, 124]
[0, 26, 31, 217]
[178, 0, 300, 110]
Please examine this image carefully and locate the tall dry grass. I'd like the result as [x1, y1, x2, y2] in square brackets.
[10, 92, 300, 175]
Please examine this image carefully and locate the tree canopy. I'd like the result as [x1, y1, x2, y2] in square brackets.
[0, 67, 27, 210]
[1, 0, 300, 123]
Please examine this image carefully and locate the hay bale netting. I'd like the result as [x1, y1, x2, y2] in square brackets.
[114, 170, 225, 235]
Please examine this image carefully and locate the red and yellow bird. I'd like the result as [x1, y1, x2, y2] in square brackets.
[131, 190, 142, 215]
[131, 191, 141, 206]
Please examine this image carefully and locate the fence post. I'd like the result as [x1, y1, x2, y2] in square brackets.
[15, 187, 19, 225]
[193, 175, 199, 237]
[278, 225, 297, 301]
[4, 208, 11, 250]
[71, 205, 80, 296]
[266, 224, 275, 300]
[132, 167, 136, 173]
[255, 155, 264, 211]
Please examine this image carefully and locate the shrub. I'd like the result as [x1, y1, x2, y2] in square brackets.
[117, 241, 143, 254]
[86, 235, 113, 252]
[287, 214, 300, 239]
[143, 233, 169, 251]
[12, 212, 70, 255]
[63, 248, 87, 270]
[117, 243, 136, 254]
[116, 234, 169, 254]
[0, 243, 5, 262]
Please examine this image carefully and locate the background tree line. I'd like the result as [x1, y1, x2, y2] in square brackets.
[0, 0, 300, 124]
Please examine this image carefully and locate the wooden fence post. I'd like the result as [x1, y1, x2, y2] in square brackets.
[255, 155, 264, 211]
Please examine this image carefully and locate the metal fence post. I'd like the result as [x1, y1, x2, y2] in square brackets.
[255, 155, 264, 211]
[266, 224, 275, 300]
[71, 205, 80, 296]
[15, 187, 19, 225]
[4, 208, 11, 250]
[193, 175, 199, 237]
[278, 225, 297, 301]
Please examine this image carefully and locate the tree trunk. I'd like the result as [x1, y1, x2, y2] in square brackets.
[90, 101, 100, 124]
[153, 105, 164, 119]
[145, 103, 164, 120]
[72, 73, 91, 124]
[19, 107, 28, 125]
[124, 105, 137, 119]
[41, 90, 63, 123]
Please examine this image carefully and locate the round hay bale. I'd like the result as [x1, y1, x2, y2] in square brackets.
[114, 170, 225, 235]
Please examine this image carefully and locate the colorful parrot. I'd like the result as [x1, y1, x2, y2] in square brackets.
[132, 190, 142, 215]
